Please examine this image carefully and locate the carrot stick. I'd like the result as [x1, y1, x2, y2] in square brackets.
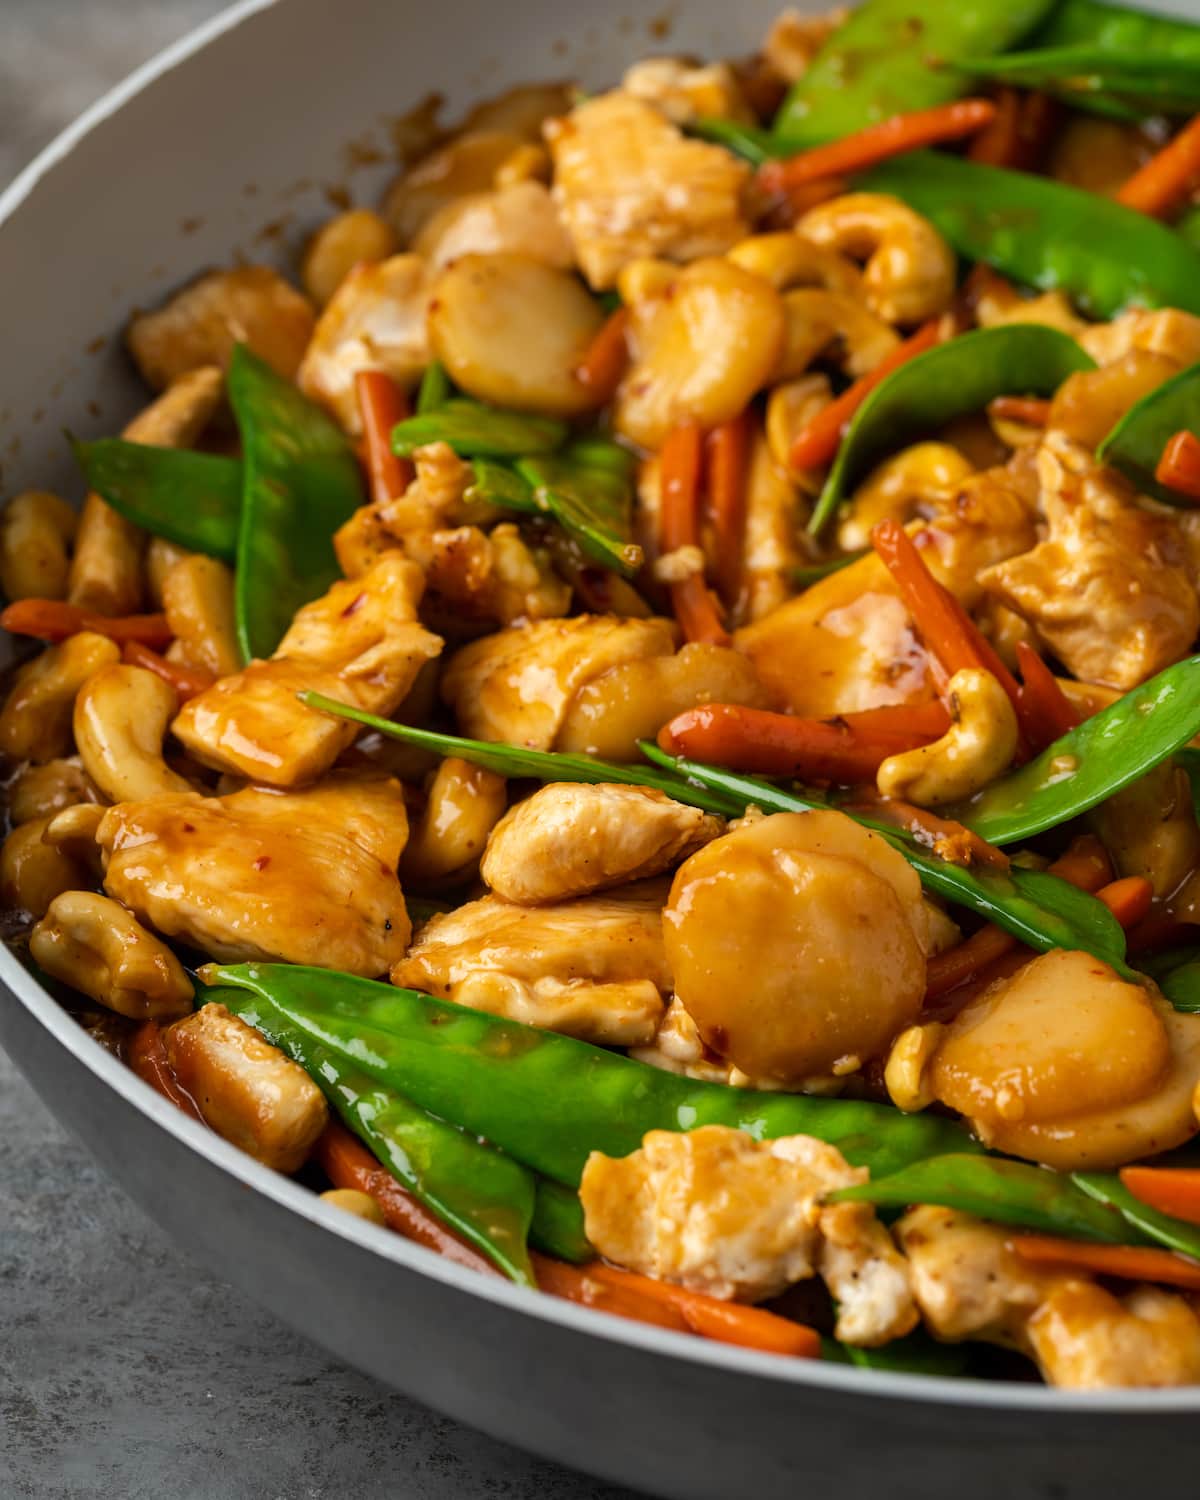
[0, 598, 173, 648]
[924, 923, 1018, 1000]
[1096, 875, 1154, 930]
[1014, 640, 1079, 752]
[1116, 112, 1200, 218]
[837, 701, 952, 737]
[1119, 1167, 1200, 1228]
[760, 99, 996, 192]
[1155, 429, 1200, 502]
[658, 702, 946, 783]
[1009, 1234, 1200, 1291]
[790, 319, 943, 471]
[122, 641, 216, 701]
[532, 1254, 689, 1333]
[988, 396, 1051, 427]
[705, 412, 751, 609]
[660, 423, 730, 646]
[585, 1263, 821, 1357]
[126, 1021, 206, 1124]
[315, 1122, 500, 1278]
[355, 369, 413, 507]
[574, 306, 630, 404]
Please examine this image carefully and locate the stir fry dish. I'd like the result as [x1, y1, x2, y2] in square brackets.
[13, 0, 1200, 1390]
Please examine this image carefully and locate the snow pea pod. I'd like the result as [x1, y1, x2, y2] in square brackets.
[1177, 204, 1200, 252]
[208, 984, 538, 1284]
[840, 1332, 972, 1377]
[228, 344, 362, 661]
[689, 118, 779, 166]
[415, 359, 452, 415]
[772, 0, 1055, 144]
[807, 325, 1095, 535]
[531, 1180, 592, 1264]
[1138, 951, 1200, 1014]
[70, 438, 240, 561]
[1034, 0, 1200, 59]
[514, 452, 642, 577]
[832, 1154, 1134, 1244]
[638, 742, 1130, 971]
[391, 399, 566, 458]
[949, 656, 1200, 846]
[208, 965, 979, 1187]
[955, 49, 1200, 119]
[1097, 360, 1200, 506]
[1072, 1172, 1200, 1260]
[859, 153, 1200, 320]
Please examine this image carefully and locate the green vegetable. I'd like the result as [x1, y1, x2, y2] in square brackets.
[416, 360, 452, 415]
[466, 458, 536, 512]
[791, 552, 867, 588]
[689, 117, 780, 165]
[208, 984, 538, 1284]
[831, 1154, 1133, 1243]
[841, 1332, 973, 1377]
[1035, 0, 1200, 60]
[859, 153, 1200, 320]
[1177, 203, 1200, 252]
[299, 691, 745, 817]
[514, 452, 642, 577]
[1138, 949, 1200, 1014]
[773, 0, 1055, 143]
[1072, 1172, 1200, 1260]
[949, 657, 1200, 846]
[1097, 360, 1200, 505]
[638, 742, 1130, 972]
[70, 438, 241, 561]
[227, 345, 362, 661]
[955, 49, 1200, 119]
[391, 399, 567, 458]
[209, 964, 979, 1187]
[531, 1179, 592, 1263]
[807, 325, 1095, 535]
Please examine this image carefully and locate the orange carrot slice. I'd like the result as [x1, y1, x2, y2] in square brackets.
[355, 369, 413, 506]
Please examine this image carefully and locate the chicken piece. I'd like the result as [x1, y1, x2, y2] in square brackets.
[481, 783, 723, 904]
[297, 255, 431, 435]
[410, 523, 571, 632]
[412, 180, 573, 271]
[898, 1206, 1200, 1388]
[99, 775, 410, 976]
[1078, 307, 1200, 370]
[980, 434, 1199, 690]
[545, 93, 751, 290]
[740, 427, 806, 624]
[620, 58, 754, 126]
[761, 7, 849, 84]
[172, 554, 442, 787]
[1090, 761, 1200, 903]
[126, 266, 315, 388]
[166, 1003, 329, 1173]
[441, 614, 676, 749]
[392, 881, 670, 1045]
[581, 1125, 917, 1343]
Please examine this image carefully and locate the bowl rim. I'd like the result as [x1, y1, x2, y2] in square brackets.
[2, 0, 1199, 1417]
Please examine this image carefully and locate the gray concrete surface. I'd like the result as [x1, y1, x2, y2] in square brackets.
[0, 5, 633, 1496]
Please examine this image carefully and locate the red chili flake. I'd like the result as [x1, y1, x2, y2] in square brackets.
[253, 855, 271, 872]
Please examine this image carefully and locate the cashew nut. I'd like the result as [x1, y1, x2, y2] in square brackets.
[837, 443, 975, 553]
[161, 554, 240, 679]
[0, 816, 91, 918]
[777, 287, 900, 381]
[616, 257, 678, 307]
[30, 891, 191, 1019]
[413, 180, 573, 273]
[381, 130, 529, 243]
[145, 536, 195, 608]
[797, 193, 956, 325]
[320, 1188, 387, 1226]
[0, 631, 120, 763]
[765, 373, 833, 490]
[884, 1022, 946, 1114]
[0, 490, 76, 602]
[301, 208, 398, 306]
[73, 664, 193, 803]
[728, 232, 861, 294]
[7, 757, 101, 825]
[401, 756, 508, 887]
[877, 668, 1019, 808]
[43, 803, 107, 878]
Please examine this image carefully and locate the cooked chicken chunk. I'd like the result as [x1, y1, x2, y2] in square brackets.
[761, 7, 848, 84]
[581, 1125, 917, 1344]
[407, 522, 571, 631]
[620, 58, 753, 126]
[126, 266, 315, 387]
[898, 1206, 1200, 1389]
[166, 1003, 329, 1172]
[172, 554, 442, 787]
[441, 614, 676, 749]
[481, 783, 723, 904]
[298, 254, 432, 435]
[392, 881, 671, 1045]
[99, 775, 411, 975]
[545, 93, 751, 290]
[740, 428, 806, 624]
[981, 434, 1199, 690]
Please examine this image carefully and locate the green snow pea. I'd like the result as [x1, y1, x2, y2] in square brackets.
[208, 985, 538, 1284]
[638, 743, 1130, 973]
[1034, 0, 1200, 58]
[227, 344, 362, 662]
[859, 153, 1200, 320]
[773, 0, 1055, 144]
[955, 49, 1200, 119]
[689, 118, 780, 166]
[209, 965, 979, 1187]
[530, 1180, 592, 1263]
[390, 399, 566, 459]
[1097, 360, 1200, 506]
[1140, 952, 1200, 1014]
[1073, 1171, 1200, 1260]
[299, 691, 746, 817]
[807, 325, 1095, 535]
[70, 438, 241, 561]
[1177, 203, 1200, 252]
[514, 451, 642, 577]
[831, 1154, 1133, 1244]
[949, 656, 1200, 846]
[415, 359, 453, 415]
[839, 1332, 972, 1378]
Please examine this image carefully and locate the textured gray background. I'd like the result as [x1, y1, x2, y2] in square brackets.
[0, 5, 630, 1496]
